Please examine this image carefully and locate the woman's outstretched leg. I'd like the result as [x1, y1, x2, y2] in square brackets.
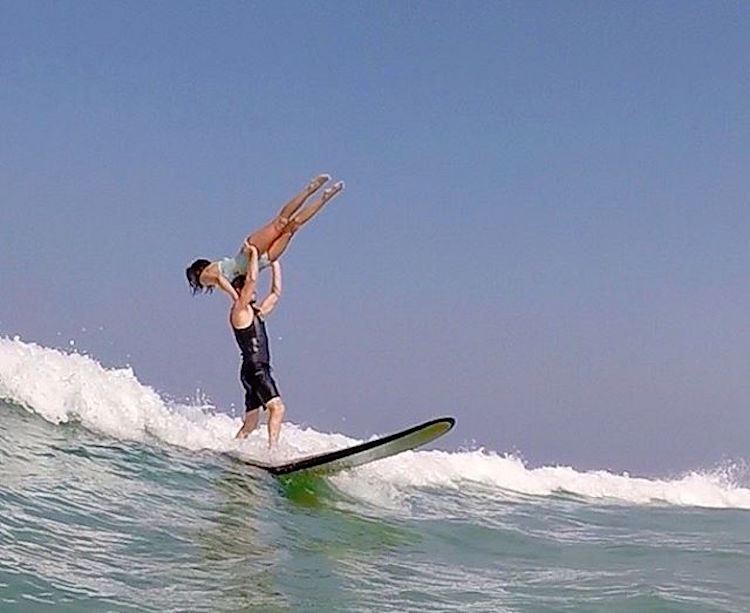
[278, 173, 331, 220]
[288, 181, 345, 228]
[265, 230, 295, 263]
[264, 181, 346, 262]
[246, 174, 330, 254]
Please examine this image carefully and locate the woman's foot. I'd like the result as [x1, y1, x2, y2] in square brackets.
[306, 173, 331, 195]
[279, 179, 346, 234]
[322, 180, 345, 200]
[277, 173, 332, 221]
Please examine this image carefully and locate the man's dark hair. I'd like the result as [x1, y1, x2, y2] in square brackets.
[186, 259, 212, 294]
[231, 274, 245, 293]
[232, 275, 256, 303]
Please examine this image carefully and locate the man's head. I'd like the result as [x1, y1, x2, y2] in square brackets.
[231, 275, 256, 303]
[186, 259, 211, 294]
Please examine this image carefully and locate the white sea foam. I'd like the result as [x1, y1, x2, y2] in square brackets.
[2, 336, 750, 510]
[333, 448, 750, 510]
[0, 336, 359, 461]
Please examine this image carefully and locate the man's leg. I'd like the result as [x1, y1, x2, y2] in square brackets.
[235, 408, 260, 439]
[265, 397, 286, 448]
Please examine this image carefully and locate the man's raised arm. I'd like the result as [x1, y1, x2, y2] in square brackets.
[258, 261, 282, 316]
[235, 244, 259, 310]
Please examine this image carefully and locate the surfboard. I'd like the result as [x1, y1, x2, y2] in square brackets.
[242, 417, 455, 476]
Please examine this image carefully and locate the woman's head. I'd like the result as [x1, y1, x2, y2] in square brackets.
[186, 259, 211, 294]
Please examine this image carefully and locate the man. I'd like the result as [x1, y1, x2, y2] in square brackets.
[230, 245, 286, 446]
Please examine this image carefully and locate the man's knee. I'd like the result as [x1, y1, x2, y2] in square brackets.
[267, 397, 285, 418]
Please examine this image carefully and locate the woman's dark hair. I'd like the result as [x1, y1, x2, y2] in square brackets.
[186, 259, 212, 295]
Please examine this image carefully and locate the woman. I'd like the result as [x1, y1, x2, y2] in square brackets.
[186, 174, 344, 301]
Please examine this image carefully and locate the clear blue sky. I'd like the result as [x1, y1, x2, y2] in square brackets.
[2, 1, 749, 474]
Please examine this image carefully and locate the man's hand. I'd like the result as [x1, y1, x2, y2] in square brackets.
[243, 238, 257, 255]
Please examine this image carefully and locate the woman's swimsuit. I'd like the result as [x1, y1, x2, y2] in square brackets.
[218, 251, 271, 282]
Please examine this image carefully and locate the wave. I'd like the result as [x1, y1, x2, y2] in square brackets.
[2, 336, 750, 510]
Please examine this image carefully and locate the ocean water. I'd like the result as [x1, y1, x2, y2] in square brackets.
[1, 337, 750, 612]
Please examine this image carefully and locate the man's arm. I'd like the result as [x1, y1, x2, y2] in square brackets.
[235, 245, 259, 310]
[257, 261, 282, 316]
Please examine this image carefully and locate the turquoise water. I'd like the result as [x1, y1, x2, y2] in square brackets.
[2, 337, 750, 611]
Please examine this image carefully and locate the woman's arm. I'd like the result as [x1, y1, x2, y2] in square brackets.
[217, 274, 239, 302]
